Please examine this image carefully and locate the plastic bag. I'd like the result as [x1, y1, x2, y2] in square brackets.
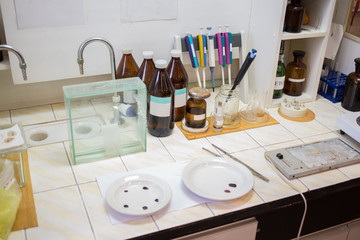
[0, 159, 22, 240]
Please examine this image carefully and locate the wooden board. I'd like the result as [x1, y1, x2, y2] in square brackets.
[277, 108, 316, 122]
[12, 150, 38, 231]
[176, 115, 279, 140]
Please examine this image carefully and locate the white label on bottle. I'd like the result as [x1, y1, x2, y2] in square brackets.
[150, 96, 171, 117]
[175, 88, 186, 108]
[288, 78, 305, 83]
[194, 114, 206, 121]
[274, 76, 285, 90]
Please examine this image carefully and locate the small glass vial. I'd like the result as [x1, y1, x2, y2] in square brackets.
[185, 87, 210, 128]
[214, 85, 240, 127]
[283, 50, 307, 96]
[213, 101, 224, 132]
[284, 0, 305, 33]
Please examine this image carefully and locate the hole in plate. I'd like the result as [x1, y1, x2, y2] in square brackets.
[75, 125, 92, 135]
[30, 132, 48, 142]
[7, 130, 17, 137]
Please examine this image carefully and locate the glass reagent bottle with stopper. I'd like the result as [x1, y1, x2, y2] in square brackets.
[273, 54, 286, 99]
[284, 0, 305, 33]
[341, 58, 360, 111]
[148, 59, 175, 137]
[167, 49, 189, 122]
[185, 87, 210, 129]
[116, 48, 139, 104]
[283, 50, 307, 96]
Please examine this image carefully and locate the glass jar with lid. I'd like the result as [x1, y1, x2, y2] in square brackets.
[185, 87, 210, 128]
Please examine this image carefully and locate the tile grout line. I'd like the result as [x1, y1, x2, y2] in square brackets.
[62, 141, 98, 240]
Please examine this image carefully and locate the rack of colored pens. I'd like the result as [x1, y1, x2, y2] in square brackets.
[181, 25, 239, 91]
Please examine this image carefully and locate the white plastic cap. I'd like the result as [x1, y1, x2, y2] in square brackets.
[112, 95, 121, 103]
[155, 59, 167, 69]
[170, 49, 182, 58]
[142, 51, 154, 59]
[122, 48, 133, 54]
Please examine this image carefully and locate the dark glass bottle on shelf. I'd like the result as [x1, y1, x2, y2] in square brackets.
[166, 49, 188, 122]
[342, 58, 360, 111]
[185, 87, 210, 128]
[138, 51, 156, 88]
[273, 54, 286, 99]
[148, 59, 175, 137]
[283, 50, 307, 96]
[116, 48, 139, 104]
[284, 0, 305, 33]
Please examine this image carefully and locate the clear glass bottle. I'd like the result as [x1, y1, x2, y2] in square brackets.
[284, 0, 305, 33]
[283, 50, 307, 96]
[167, 49, 189, 122]
[138, 51, 156, 88]
[342, 58, 360, 111]
[273, 54, 286, 99]
[214, 85, 240, 127]
[185, 87, 210, 128]
[148, 59, 175, 137]
[116, 48, 139, 104]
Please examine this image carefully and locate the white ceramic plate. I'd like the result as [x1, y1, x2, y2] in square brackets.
[182, 157, 254, 200]
[105, 173, 172, 216]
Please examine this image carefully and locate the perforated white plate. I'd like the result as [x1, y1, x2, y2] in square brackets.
[105, 174, 172, 216]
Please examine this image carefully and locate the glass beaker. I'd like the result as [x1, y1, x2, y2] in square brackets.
[240, 90, 269, 124]
[214, 85, 240, 127]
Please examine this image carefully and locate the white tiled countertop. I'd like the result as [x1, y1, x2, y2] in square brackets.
[3, 95, 360, 240]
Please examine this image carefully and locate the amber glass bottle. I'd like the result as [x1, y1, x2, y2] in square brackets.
[284, 0, 305, 33]
[148, 59, 175, 137]
[116, 48, 139, 104]
[138, 51, 156, 88]
[185, 87, 210, 128]
[167, 49, 188, 122]
[342, 58, 360, 111]
[283, 50, 307, 96]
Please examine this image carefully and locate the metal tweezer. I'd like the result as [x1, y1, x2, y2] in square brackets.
[208, 144, 270, 183]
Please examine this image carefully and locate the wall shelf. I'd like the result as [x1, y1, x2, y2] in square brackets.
[249, 0, 336, 108]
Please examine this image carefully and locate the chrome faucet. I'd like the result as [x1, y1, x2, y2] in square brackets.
[0, 44, 27, 80]
[77, 37, 116, 80]
[77, 37, 123, 124]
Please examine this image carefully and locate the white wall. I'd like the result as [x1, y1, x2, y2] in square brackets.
[336, 36, 360, 75]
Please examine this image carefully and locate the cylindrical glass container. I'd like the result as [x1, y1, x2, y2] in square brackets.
[148, 59, 175, 137]
[116, 48, 139, 104]
[284, 0, 305, 33]
[167, 49, 189, 122]
[214, 85, 240, 127]
[342, 58, 360, 111]
[283, 50, 307, 96]
[185, 87, 210, 128]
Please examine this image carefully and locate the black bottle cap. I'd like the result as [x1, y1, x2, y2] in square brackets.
[293, 50, 305, 57]
[355, 58, 360, 65]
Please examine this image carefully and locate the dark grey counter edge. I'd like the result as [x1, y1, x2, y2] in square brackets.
[129, 177, 360, 240]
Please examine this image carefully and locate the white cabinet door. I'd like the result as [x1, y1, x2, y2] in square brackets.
[176, 218, 258, 240]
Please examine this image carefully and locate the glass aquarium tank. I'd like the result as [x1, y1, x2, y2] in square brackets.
[63, 77, 147, 164]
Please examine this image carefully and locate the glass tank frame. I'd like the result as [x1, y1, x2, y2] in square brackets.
[63, 78, 147, 164]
